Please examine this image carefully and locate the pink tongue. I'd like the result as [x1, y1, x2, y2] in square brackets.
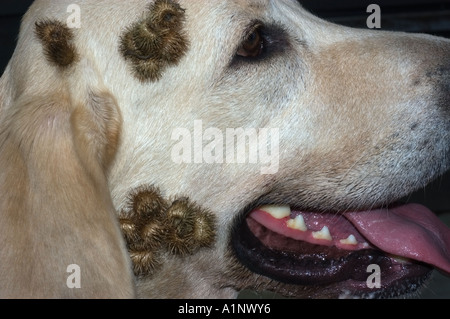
[345, 204, 450, 274]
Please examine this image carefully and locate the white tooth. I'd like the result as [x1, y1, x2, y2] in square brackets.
[312, 226, 332, 241]
[340, 235, 358, 246]
[259, 205, 291, 219]
[287, 215, 308, 232]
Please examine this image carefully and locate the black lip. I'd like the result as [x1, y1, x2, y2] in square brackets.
[231, 213, 433, 297]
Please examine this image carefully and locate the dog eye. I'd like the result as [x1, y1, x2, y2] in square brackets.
[237, 26, 264, 58]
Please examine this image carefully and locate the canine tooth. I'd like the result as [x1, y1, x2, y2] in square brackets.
[287, 215, 308, 231]
[340, 235, 358, 246]
[259, 205, 291, 219]
[312, 226, 332, 241]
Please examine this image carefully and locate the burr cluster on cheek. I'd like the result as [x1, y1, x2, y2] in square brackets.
[119, 185, 217, 278]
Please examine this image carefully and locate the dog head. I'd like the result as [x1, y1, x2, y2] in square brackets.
[1, 0, 449, 298]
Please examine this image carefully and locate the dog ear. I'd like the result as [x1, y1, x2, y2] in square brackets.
[0, 22, 134, 298]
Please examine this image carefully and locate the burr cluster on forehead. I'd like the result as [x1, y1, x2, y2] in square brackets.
[119, 0, 189, 82]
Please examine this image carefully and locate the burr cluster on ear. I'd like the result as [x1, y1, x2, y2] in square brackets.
[119, 185, 216, 278]
[119, 0, 189, 82]
[35, 20, 78, 68]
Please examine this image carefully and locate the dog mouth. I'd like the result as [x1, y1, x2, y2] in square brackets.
[232, 203, 450, 298]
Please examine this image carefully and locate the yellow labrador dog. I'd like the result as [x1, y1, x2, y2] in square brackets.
[1, 0, 449, 299]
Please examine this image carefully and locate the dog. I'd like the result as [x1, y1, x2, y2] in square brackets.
[0, 0, 449, 299]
